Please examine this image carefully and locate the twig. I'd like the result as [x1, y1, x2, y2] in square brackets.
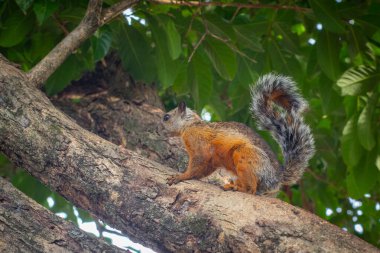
[306, 168, 329, 185]
[230, 6, 241, 23]
[193, 19, 257, 64]
[27, 0, 141, 88]
[188, 32, 207, 62]
[53, 14, 70, 36]
[101, 0, 141, 25]
[27, 0, 102, 87]
[185, 12, 196, 38]
[150, 0, 310, 13]
[209, 32, 257, 63]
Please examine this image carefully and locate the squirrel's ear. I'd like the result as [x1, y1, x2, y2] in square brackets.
[178, 101, 186, 114]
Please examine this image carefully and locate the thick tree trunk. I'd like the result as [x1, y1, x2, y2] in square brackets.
[0, 177, 129, 253]
[0, 59, 379, 252]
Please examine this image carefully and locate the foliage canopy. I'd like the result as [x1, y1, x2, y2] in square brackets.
[0, 0, 380, 248]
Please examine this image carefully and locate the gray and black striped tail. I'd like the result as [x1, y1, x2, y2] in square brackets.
[250, 73, 315, 185]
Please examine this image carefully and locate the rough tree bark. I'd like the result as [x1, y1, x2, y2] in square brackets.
[1, 56, 379, 253]
[0, 177, 129, 253]
[51, 54, 188, 171]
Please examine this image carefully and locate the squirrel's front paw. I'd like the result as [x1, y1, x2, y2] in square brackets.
[167, 175, 182, 185]
[222, 183, 237, 191]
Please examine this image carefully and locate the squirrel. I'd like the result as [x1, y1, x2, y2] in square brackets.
[162, 73, 315, 196]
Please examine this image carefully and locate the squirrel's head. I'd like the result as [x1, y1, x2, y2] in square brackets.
[162, 101, 201, 135]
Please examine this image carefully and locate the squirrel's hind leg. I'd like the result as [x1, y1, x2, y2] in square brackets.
[231, 148, 258, 194]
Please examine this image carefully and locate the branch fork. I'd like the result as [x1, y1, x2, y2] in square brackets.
[27, 0, 140, 88]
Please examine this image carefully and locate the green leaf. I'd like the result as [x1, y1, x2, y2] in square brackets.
[346, 170, 363, 199]
[291, 23, 306, 36]
[44, 54, 86, 95]
[15, 0, 34, 13]
[233, 25, 263, 52]
[357, 94, 377, 150]
[306, 46, 318, 77]
[341, 116, 363, 168]
[268, 40, 286, 72]
[33, 0, 59, 25]
[30, 32, 57, 63]
[208, 96, 226, 121]
[189, 52, 213, 109]
[172, 63, 190, 96]
[11, 170, 51, 204]
[115, 24, 155, 83]
[357, 15, 380, 33]
[92, 27, 112, 61]
[356, 151, 378, 195]
[308, 0, 345, 33]
[347, 151, 378, 198]
[149, 18, 180, 88]
[317, 74, 342, 114]
[203, 14, 235, 41]
[273, 22, 300, 54]
[343, 96, 357, 116]
[376, 156, 380, 171]
[317, 31, 342, 81]
[337, 66, 380, 96]
[229, 58, 258, 115]
[58, 7, 86, 24]
[50, 193, 77, 224]
[204, 37, 237, 81]
[0, 10, 33, 47]
[346, 26, 366, 62]
[236, 21, 269, 37]
[162, 18, 181, 60]
[268, 40, 302, 80]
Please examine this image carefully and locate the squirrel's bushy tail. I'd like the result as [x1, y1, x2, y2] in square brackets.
[250, 73, 315, 185]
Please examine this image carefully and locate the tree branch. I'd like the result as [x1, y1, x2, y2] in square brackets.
[0, 177, 129, 253]
[27, 0, 102, 87]
[1, 59, 377, 253]
[150, 0, 310, 12]
[27, 0, 140, 88]
[101, 0, 141, 25]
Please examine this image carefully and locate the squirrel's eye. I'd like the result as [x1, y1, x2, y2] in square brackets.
[163, 114, 170, 121]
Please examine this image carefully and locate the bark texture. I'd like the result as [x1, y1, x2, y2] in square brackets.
[51, 55, 188, 171]
[1, 58, 379, 253]
[0, 177, 129, 253]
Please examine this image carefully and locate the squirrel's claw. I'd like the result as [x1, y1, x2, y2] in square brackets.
[166, 175, 181, 185]
[222, 183, 237, 191]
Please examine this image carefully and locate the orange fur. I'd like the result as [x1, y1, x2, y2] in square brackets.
[167, 125, 261, 194]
